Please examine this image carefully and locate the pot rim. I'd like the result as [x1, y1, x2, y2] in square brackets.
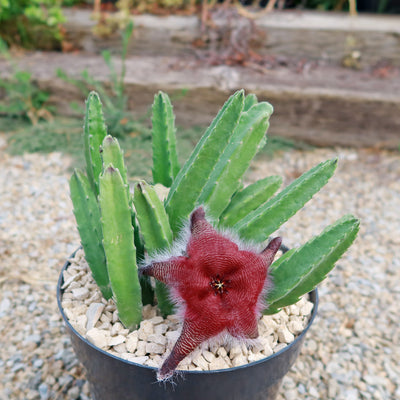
[57, 249, 319, 376]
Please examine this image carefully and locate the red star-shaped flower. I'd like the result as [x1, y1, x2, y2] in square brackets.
[140, 207, 281, 380]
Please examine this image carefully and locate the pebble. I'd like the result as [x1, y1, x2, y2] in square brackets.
[86, 303, 105, 330]
[108, 335, 126, 346]
[125, 332, 139, 353]
[38, 383, 49, 400]
[1, 149, 399, 400]
[277, 327, 295, 344]
[86, 328, 109, 349]
[0, 298, 11, 314]
[71, 287, 89, 301]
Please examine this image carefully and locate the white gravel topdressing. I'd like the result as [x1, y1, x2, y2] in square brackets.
[61, 249, 314, 372]
[1, 147, 399, 399]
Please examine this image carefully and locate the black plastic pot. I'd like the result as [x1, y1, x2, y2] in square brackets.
[57, 257, 318, 400]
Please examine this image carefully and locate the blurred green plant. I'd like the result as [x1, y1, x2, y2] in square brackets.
[93, 0, 134, 37]
[0, 40, 53, 124]
[0, 0, 65, 50]
[56, 21, 135, 137]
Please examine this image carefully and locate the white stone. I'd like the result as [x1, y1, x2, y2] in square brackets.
[165, 330, 180, 349]
[300, 301, 314, 316]
[71, 287, 89, 300]
[86, 303, 105, 330]
[228, 345, 242, 359]
[250, 340, 264, 354]
[125, 332, 139, 353]
[112, 310, 119, 323]
[108, 335, 126, 346]
[148, 316, 164, 325]
[274, 343, 287, 353]
[248, 352, 266, 363]
[308, 386, 321, 399]
[258, 318, 272, 335]
[135, 341, 147, 356]
[192, 353, 209, 370]
[287, 304, 300, 316]
[110, 322, 124, 336]
[209, 356, 231, 370]
[178, 355, 193, 367]
[154, 323, 168, 335]
[240, 342, 249, 356]
[127, 355, 149, 364]
[105, 304, 117, 312]
[61, 273, 81, 290]
[288, 320, 304, 335]
[187, 364, 202, 371]
[75, 315, 88, 335]
[142, 305, 157, 319]
[119, 328, 130, 337]
[217, 347, 227, 358]
[278, 327, 295, 344]
[284, 389, 299, 400]
[138, 320, 154, 340]
[145, 342, 165, 355]
[86, 328, 109, 349]
[113, 343, 127, 354]
[202, 350, 216, 363]
[145, 358, 161, 368]
[96, 322, 111, 330]
[100, 313, 111, 323]
[147, 333, 167, 346]
[262, 342, 273, 357]
[261, 315, 278, 330]
[166, 314, 180, 324]
[232, 354, 248, 367]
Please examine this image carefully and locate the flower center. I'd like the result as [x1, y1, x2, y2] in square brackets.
[210, 275, 230, 296]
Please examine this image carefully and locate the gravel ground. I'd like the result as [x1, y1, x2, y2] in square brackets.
[0, 141, 399, 400]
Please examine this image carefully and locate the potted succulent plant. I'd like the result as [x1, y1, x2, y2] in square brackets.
[57, 90, 359, 400]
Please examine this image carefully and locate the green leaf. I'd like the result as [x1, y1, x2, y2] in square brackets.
[99, 165, 142, 329]
[219, 175, 282, 228]
[133, 181, 174, 316]
[133, 181, 173, 253]
[151, 92, 180, 187]
[101, 135, 128, 195]
[84, 92, 108, 196]
[198, 101, 273, 220]
[165, 90, 245, 233]
[243, 93, 258, 111]
[69, 169, 112, 299]
[265, 215, 360, 314]
[235, 159, 338, 243]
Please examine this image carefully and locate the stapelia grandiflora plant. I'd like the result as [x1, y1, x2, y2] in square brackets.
[69, 90, 359, 381]
[141, 207, 282, 379]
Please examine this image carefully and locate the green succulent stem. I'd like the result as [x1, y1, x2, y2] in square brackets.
[69, 169, 112, 300]
[265, 215, 360, 314]
[198, 101, 273, 220]
[234, 159, 338, 243]
[219, 175, 282, 228]
[151, 91, 180, 187]
[133, 181, 174, 316]
[99, 165, 142, 329]
[101, 135, 128, 192]
[165, 90, 245, 234]
[84, 91, 108, 196]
